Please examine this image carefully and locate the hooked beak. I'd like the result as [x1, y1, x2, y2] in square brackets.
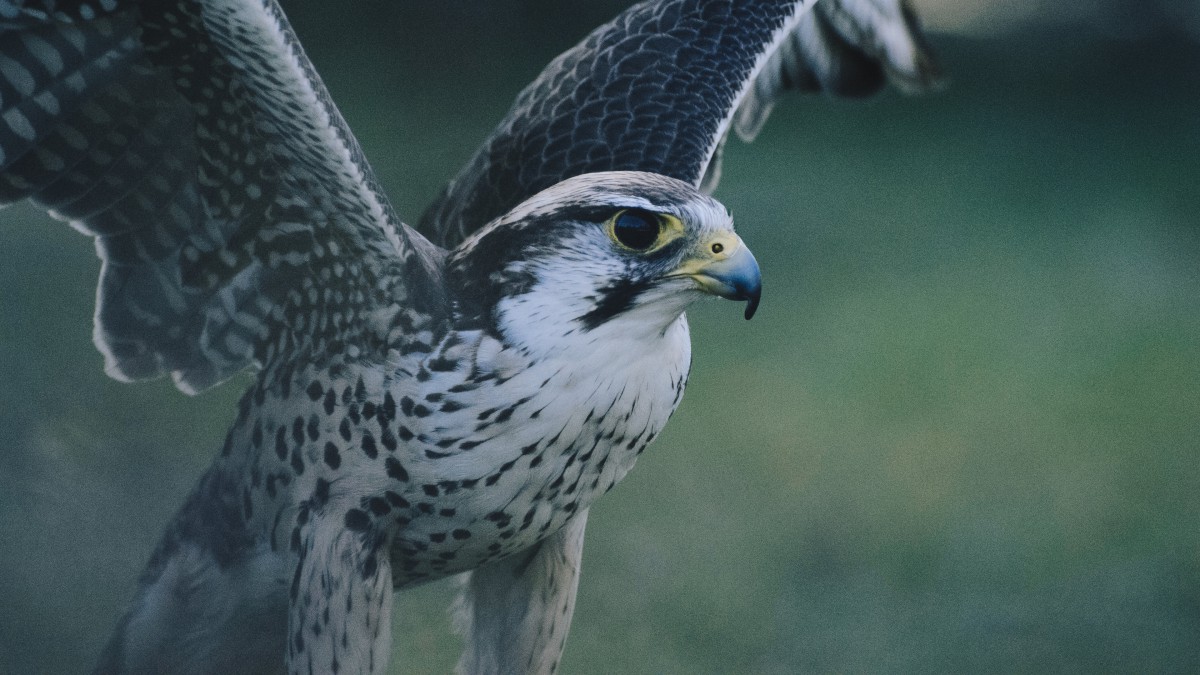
[670, 233, 762, 320]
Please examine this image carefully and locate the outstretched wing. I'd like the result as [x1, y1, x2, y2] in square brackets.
[0, 0, 444, 394]
[419, 0, 941, 248]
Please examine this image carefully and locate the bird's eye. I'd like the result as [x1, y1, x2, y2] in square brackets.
[611, 209, 662, 251]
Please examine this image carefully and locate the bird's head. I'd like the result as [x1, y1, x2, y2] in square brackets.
[446, 171, 761, 352]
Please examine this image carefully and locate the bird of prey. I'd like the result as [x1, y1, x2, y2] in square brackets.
[0, 0, 939, 672]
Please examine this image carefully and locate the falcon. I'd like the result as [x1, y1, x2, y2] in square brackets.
[0, 0, 940, 672]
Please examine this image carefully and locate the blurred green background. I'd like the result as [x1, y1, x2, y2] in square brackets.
[1, 1, 1198, 672]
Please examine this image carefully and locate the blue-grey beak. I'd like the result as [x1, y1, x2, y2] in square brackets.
[673, 234, 762, 320]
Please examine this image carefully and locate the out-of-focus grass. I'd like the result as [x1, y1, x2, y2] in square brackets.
[0, 18, 1197, 675]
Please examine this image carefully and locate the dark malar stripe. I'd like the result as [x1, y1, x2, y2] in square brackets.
[578, 277, 653, 330]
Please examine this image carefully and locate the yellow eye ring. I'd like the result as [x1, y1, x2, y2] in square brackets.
[606, 209, 684, 252]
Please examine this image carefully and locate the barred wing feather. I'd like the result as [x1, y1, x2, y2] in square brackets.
[0, 0, 443, 394]
[420, 0, 941, 248]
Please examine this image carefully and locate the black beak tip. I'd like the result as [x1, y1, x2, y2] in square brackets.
[743, 296, 759, 320]
[737, 254, 763, 320]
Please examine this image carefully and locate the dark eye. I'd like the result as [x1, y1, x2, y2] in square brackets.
[612, 209, 662, 251]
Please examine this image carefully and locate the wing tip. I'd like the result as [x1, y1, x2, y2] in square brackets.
[891, 0, 949, 94]
[94, 319, 218, 397]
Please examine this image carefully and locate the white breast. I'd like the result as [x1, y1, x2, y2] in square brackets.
[388, 310, 693, 572]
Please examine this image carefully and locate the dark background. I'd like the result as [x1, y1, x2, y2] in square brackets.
[1, 1, 1198, 672]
